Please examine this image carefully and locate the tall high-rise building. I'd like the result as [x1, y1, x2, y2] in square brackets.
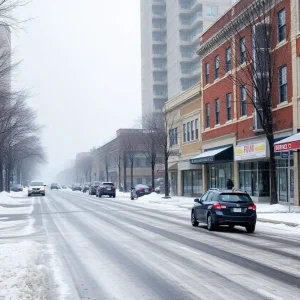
[141, 0, 232, 117]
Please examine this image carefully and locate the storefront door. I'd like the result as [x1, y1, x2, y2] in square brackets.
[170, 172, 178, 196]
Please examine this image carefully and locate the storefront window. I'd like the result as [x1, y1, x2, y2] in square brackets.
[276, 159, 294, 202]
[239, 162, 270, 197]
[183, 170, 202, 196]
[207, 163, 233, 189]
[170, 172, 178, 196]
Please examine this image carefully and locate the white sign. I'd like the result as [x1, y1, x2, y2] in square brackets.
[234, 142, 267, 161]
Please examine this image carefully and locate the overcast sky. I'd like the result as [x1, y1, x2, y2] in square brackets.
[12, 0, 141, 182]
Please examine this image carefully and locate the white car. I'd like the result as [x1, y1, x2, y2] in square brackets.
[28, 181, 46, 197]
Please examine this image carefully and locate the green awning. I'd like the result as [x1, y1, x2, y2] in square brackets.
[190, 146, 233, 164]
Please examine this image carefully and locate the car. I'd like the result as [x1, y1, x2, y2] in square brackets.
[89, 181, 101, 195]
[28, 181, 46, 197]
[62, 185, 67, 189]
[96, 182, 116, 198]
[82, 182, 91, 193]
[131, 184, 152, 200]
[191, 188, 257, 233]
[51, 183, 59, 190]
[11, 184, 23, 192]
[72, 183, 82, 191]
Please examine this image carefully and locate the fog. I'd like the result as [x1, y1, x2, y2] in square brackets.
[12, 0, 141, 182]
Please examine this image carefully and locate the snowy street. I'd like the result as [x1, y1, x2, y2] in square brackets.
[1, 190, 300, 299]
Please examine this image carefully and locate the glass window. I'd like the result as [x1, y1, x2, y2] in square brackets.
[214, 55, 219, 79]
[191, 120, 194, 140]
[195, 119, 199, 139]
[207, 163, 233, 190]
[215, 99, 220, 125]
[206, 5, 218, 17]
[183, 170, 202, 195]
[226, 93, 232, 121]
[183, 124, 186, 142]
[205, 63, 209, 84]
[187, 122, 190, 141]
[226, 47, 231, 72]
[206, 192, 214, 202]
[278, 9, 286, 42]
[240, 37, 246, 64]
[205, 103, 210, 128]
[278, 66, 287, 103]
[240, 85, 247, 116]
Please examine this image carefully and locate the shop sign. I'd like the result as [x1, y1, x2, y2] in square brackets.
[274, 141, 300, 152]
[234, 142, 267, 161]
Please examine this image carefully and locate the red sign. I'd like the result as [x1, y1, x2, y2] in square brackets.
[157, 170, 165, 175]
[274, 141, 300, 152]
[244, 144, 254, 153]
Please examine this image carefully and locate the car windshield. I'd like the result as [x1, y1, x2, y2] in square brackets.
[30, 182, 43, 186]
[13, 184, 22, 187]
[219, 193, 252, 203]
[102, 182, 114, 186]
[93, 181, 101, 185]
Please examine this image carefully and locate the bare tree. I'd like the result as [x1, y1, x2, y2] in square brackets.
[200, 0, 290, 204]
[143, 112, 178, 197]
[111, 145, 122, 190]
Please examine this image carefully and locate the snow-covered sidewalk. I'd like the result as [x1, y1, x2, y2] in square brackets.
[0, 190, 69, 299]
[119, 192, 300, 227]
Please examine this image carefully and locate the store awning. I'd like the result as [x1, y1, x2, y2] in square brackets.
[190, 146, 233, 164]
[274, 132, 300, 152]
[168, 163, 178, 170]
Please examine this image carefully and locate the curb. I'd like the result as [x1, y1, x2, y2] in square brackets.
[257, 218, 299, 227]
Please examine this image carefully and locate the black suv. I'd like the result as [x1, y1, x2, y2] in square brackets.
[96, 182, 116, 198]
[51, 183, 59, 190]
[191, 188, 257, 233]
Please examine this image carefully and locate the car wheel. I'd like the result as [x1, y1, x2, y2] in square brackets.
[207, 214, 216, 231]
[246, 225, 255, 233]
[229, 224, 235, 228]
[131, 197, 134, 200]
[99, 194, 102, 197]
[28, 194, 31, 197]
[191, 210, 199, 227]
[113, 195, 115, 198]
[42, 193, 45, 197]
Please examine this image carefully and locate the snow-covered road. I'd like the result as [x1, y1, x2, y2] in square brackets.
[15, 190, 300, 299]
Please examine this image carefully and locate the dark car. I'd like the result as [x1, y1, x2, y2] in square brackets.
[89, 181, 101, 195]
[72, 183, 82, 191]
[191, 188, 257, 233]
[62, 185, 67, 189]
[82, 182, 91, 193]
[11, 184, 23, 192]
[51, 183, 59, 190]
[131, 184, 152, 200]
[96, 182, 116, 198]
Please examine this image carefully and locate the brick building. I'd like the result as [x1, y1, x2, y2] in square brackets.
[191, 0, 300, 205]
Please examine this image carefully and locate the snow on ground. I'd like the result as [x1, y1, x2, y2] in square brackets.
[117, 192, 300, 227]
[0, 241, 68, 300]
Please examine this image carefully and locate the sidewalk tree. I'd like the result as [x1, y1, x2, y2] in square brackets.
[200, 0, 290, 204]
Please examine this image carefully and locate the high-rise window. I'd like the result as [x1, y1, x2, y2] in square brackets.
[206, 6, 218, 17]
[195, 119, 199, 139]
[205, 63, 209, 84]
[278, 66, 287, 103]
[226, 47, 231, 72]
[214, 56, 219, 79]
[240, 85, 247, 117]
[226, 93, 232, 121]
[278, 9, 286, 42]
[215, 99, 220, 125]
[205, 103, 210, 128]
[240, 37, 246, 64]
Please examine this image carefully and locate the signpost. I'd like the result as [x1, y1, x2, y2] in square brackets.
[287, 151, 291, 213]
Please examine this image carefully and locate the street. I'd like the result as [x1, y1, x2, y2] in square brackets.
[14, 190, 298, 300]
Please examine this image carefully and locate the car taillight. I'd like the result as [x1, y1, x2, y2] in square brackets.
[248, 205, 256, 211]
[138, 188, 144, 192]
[213, 203, 227, 210]
[100, 186, 105, 190]
[112, 186, 116, 189]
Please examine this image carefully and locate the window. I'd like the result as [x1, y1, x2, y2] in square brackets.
[206, 5, 218, 17]
[205, 63, 209, 84]
[226, 47, 231, 72]
[278, 65, 287, 103]
[191, 120, 194, 140]
[240, 37, 246, 64]
[205, 103, 210, 128]
[214, 56, 219, 79]
[215, 99, 220, 125]
[195, 119, 199, 139]
[183, 124, 186, 142]
[226, 93, 232, 121]
[187, 122, 191, 141]
[169, 128, 178, 145]
[240, 85, 247, 117]
[278, 9, 286, 42]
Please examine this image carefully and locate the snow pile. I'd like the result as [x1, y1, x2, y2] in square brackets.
[259, 213, 300, 225]
[0, 191, 33, 215]
[257, 203, 300, 213]
[0, 241, 69, 300]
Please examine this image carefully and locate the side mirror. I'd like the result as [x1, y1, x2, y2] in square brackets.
[44, 185, 46, 187]
[194, 198, 199, 203]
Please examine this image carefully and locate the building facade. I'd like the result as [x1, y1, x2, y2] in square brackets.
[166, 83, 202, 196]
[192, 0, 300, 205]
[141, 0, 232, 118]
